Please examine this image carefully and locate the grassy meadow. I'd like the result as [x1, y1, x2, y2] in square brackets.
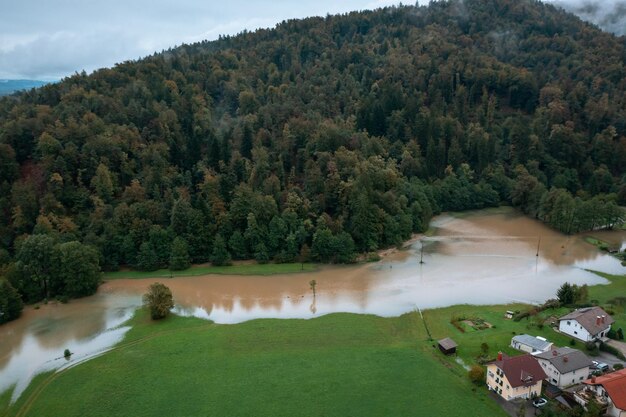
[5, 310, 506, 417]
[2, 270, 624, 417]
[103, 262, 316, 280]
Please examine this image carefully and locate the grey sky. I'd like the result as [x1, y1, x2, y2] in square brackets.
[0, 0, 623, 81]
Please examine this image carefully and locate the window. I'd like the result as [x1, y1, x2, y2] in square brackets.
[574, 331, 578, 335]
[506, 385, 509, 390]
[488, 371, 494, 378]
[567, 321, 571, 325]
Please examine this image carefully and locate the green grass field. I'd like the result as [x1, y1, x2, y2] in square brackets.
[3, 271, 624, 417]
[4, 311, 506, 417]
[103, 262, 317, 280]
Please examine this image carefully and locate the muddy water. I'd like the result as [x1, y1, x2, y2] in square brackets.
[1, 208, 624, 401]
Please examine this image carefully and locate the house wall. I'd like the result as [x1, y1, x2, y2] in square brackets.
[607, 403, 626, 417]
[511, 341, 533, 354]
[559, 320, 593, 342]
[536, 358, 589, 388]
[486, 364, 542, 401]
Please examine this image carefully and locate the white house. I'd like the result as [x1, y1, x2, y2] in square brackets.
[558, 307, 614, 342]
[534, 347, 592, 388]
[582, 369, 626, 417]
[511, 334, 553, 354]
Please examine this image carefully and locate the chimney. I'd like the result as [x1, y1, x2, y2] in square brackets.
[563, 356, 569, 363]
[552, 350, 558, 356]
[597, 316, 601, 325]
[591, 376, 596, 383]
[497, 352, 503, 361]
[601, 315, 606, 324]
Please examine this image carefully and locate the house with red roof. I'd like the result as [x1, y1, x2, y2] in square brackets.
[582, 368, 626, 417]
[486, 352, 547, 401]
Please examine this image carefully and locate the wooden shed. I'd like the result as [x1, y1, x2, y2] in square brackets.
[438, 337, 458, 355]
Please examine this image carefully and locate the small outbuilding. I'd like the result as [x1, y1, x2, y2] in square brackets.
[438, 337, 458, 355]
[504, 310, 515, 319]
[511, 334, 553, 354]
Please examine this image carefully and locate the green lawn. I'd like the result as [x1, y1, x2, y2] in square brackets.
[103, 262, 317, 280]
[6, 311, 506, 417]
[5, 271, 625, 417]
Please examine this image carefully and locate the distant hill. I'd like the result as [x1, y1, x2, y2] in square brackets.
[0, 0, 624, 291]
[0, 80, 50, 96]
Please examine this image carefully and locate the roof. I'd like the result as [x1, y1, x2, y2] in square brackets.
[492, 353, 547, 388]
[512, 334, 552, 351]
[438, 337, 458, 350]
[559, 307, 614, 336]
[535, 347, 592, 374]
[584, 368, 626, 410]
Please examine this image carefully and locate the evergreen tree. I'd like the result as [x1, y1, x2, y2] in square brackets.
[0, 279, 23, 324]
[210, 235, 231, 266]
[137, 242, 159, 271]
[169, 237, 191, 271]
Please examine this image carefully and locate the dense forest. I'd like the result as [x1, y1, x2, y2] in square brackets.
[0, 0, 625, 312]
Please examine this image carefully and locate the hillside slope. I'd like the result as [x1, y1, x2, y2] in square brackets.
[0, 0, 624, 303]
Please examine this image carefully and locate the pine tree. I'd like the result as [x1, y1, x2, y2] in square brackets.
[137, 242, 159, 271]
[169, 237, 191, 271]
[210, 235, 231, 266]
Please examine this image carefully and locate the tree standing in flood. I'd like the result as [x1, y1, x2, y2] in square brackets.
[143, 283, 174, 320]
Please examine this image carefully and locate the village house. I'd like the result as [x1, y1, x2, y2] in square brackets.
[558, 307, 614, 342]
[579, 368, 626, 417]
[511, 334, 553, 354]
[486, 352, 547, 401]
[534, 347, 593, 388]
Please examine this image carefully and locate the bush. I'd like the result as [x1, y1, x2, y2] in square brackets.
[585, 342, 599, 356]
[468, 365, 485, 385]
[614, 363, 624, 370]
[64, 349, 71, 358]
[143, 282, 174, 320]
[569, 339, 576, 346]
[599, 342, 626, 361]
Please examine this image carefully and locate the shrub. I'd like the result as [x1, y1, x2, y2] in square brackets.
[599, 342, 626, 361]
[614, 363, 624, 371]
[569, 339, 576, 346]
[143, 282, 174, 320]
[64, 349, 71, 358]
[468, 365, 485, 385]
[585, 342, 599, 356]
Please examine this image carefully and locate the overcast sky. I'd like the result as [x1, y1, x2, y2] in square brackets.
[0, 0, 624, 81]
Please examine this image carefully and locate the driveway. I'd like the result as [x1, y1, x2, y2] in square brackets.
[594, 349, 625, 370]
[488, 392, 541, 417]
[607, 340, 626, 357]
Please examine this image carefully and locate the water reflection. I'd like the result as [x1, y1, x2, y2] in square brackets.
[0, 208, 624, 401]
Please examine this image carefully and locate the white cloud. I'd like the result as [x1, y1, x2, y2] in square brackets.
[0, 1, 623, 80]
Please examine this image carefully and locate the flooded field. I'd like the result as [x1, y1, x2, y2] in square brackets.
[1, 208, 624, 401]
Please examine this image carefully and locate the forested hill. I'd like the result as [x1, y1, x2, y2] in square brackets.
[0, 0, 625, 305]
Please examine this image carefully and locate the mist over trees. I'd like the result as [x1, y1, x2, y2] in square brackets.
[0, 0, 625, 316]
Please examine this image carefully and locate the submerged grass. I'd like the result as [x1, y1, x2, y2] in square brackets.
[103, 262, 317, 280]
[9, 310, 506, 417]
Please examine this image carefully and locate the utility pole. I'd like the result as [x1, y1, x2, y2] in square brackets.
[419, 239, 425, 264]
[536, 237, 541, 257]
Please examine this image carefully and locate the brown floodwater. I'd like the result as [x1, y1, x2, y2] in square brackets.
[1, 208, 624, 401]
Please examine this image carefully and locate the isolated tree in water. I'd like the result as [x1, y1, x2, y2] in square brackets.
[143, 283, 174, 320]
